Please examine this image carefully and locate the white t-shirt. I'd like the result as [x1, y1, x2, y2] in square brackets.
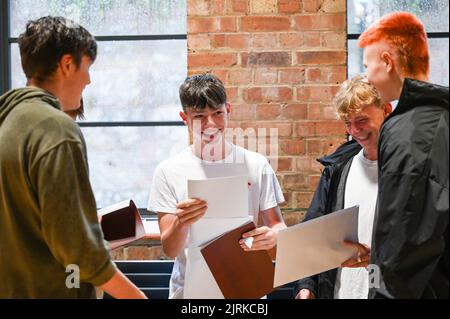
[334, 149, 378, 299]
[148, 144, 285, 298]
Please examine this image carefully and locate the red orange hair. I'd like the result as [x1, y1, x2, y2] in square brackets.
[358, 11, 429, 77]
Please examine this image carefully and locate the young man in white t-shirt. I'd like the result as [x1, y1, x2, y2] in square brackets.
[148, 74, 286, 299]
[295, 74, 392, 299]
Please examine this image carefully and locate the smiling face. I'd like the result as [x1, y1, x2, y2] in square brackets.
[181, 103, 231, 144]
[344, 104, 390, 159]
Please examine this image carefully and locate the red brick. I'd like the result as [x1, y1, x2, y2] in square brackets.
[323, 105, 339, 119]
[188, 17, 237, 33]
[226, 87, 239, 102]
[296, 85, 339, 102]
[228, 69, 252, 85]
[251, 0, 278, 14]
[254, 68, 278, 84]
[305, 67, 322, 82]
[307, 103, 322, 119]
[241, 17, 291, 32]
[306, 66, 346, 83]
[296, 155, 322, 173]
[297, 51, 346, 65]
[227, 34, 250, 49]
[315, 120, 345, 136]
[230, 104, 256, 120]
[189, 53, 237, 68]
[228, 0, 248, 13]
[306, 136, 347, 155]
[309, 175, 321, 191]
[306, 139, 323, 154]
[303, 31, 321, 47]
[279, 68, 305, 84]
[279, 33, 304, 48]
[256, 104, 281, 120]
[295, 192, 314, 209]
[276, 157, 294, 172]
[302, 0, 321, 13]
[242, 52, 291, 67]
[211, 69, 228, 82]
[321, 31, 346, 49]
[294, 14, 345, 30]
[283, 174, 309, 191]
[278, 0, 302, 13]
[244, 87, 293, 103]
[280, 139, 305, 155]
[188, 0, 211, 16]
[296, 121, 316, 137]
[188, 34, 211, 51]
[250, 34, 278, 48]
[243, 88, 262, 103]
[211, 34, 226, 48]
[321, 0, 346, 13]
[240, 122, 292, 137]
[211, 0, 226, 14]
[280, 103, 308, 120]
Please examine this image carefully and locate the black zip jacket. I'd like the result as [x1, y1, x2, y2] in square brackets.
[294, 140, 362, 298]
[369, 78, 449, 299]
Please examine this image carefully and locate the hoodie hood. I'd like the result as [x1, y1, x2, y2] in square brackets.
[0, 87, 61, 126]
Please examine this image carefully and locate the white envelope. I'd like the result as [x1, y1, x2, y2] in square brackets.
[274, 205, 359, 287]
[187, 175, 249, 218]
[184, 216, 252, 299]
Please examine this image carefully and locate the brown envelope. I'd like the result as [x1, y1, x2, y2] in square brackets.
[98, 200, 146, 250]
[200, 221, 275, 299]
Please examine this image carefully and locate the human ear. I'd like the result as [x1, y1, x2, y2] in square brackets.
[58, 54, 74, 76]
[179, 111, 188, 125]
[381, 51, 395, 73]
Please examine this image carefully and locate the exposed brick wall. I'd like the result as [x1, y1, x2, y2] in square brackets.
[188, 0, 347, 225]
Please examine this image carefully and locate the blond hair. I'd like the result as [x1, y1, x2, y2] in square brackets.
[333, 74, 382, 119]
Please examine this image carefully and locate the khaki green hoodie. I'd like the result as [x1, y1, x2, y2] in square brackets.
[0, 87, 116, 298]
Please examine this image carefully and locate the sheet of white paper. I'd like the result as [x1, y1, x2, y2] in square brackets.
[274, 205, 359, 288]
[184, 216, 252, 299]
[187, 175, 249, 218]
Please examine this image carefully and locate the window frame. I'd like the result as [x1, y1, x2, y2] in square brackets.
[0, 0, 187, 212]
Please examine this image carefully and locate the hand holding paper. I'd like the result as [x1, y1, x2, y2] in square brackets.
[175, 198, 208, 227]
[239, 226, 277, 251]
[341, 240, 371, 268]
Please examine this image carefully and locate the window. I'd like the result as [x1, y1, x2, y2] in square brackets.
[347, 0, 449, 86]
[1, 0, 188, 209]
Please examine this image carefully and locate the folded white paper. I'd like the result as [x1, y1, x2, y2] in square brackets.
[274, 205, 359, 287]
[187, 175, 249, 218]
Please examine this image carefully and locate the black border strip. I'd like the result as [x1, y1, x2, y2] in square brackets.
[10, 34, 187, 43]
[348, 32, 449, 40]
[78, 121, 185, 127]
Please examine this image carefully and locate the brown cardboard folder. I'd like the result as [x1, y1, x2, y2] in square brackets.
[98, 200, 146, 250]
[200, 221, 275, 299]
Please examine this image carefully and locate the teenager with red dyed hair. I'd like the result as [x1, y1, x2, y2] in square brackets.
[359, 12, 448, 299]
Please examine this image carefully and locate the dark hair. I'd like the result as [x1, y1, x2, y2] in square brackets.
[179, 74, 227, 112]
[18, 16, 97, 82]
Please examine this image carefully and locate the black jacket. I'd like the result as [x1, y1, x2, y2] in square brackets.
[294, 139, 362, 298]
[369, 79, 449, 299]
